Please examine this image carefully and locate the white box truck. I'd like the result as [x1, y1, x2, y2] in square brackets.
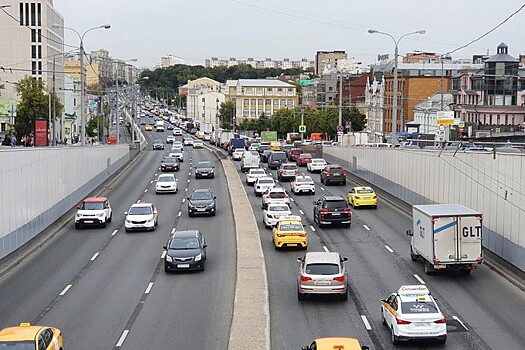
[407, 204, 483, 275]
[155, 120, 165, 132]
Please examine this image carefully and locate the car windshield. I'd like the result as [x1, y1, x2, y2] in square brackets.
[191, 192, 212, 200]
[169, 237, 200, 250]
[269, 205, 289, 212]
[81, 202, 104, 210]
[154, 140, 162, 144]
[282, 165, 296, 170]
[0, 341, 35, 349]
[197, 162, 212, 168]
[128, 206, 153, 215]
[259, 179, 274, 184]
[163, 158, 177, 163]
[325, 200, 347, 210]
[305, 263, 340, 275]
[356, 189, 374, 194]
[279, 223, 303, 231]
[401, 301, 439, 314]
[296, 177, 313, 183]
[251, 170, 265, 175]
[158, 176, 175, 182]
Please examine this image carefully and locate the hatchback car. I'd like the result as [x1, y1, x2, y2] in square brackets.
[262, 187, 290, 209]
[124, 202, 158, 232]
[288, 147, 303, 161]
[187, 188, 216, 216]
[194, 161, 215, 179]
[301, 337, 369, 350]
[381, 285, 447, 344]
[160, 156, 180, 172]
[156, 174, 178, 194]
[296, 153, 313, 166]
[169, 148, 184, 162]
[183, 136, 193, 146]
[246, 168, 267, 186]
[307, 158, 327, 173]
[254, 177, 276, 196]
[263, 203, 292, 228]
[163, 230, 207, 272]
[297, 252, 348, 301]
[75, 196, 112, 228]
[173, 141, 183, 149]
[173, 128, 182, 136]
[347, 186, 378, 208]
[145, 125, 153, 131]
[273, 215, 307, 250]
[291, 175, 315, 195]
[0, 323, 64, 350]
[320, 164, 347, 185]
[277, 163, 299, 182]
[313, 196, 351, 227]
[232, 148, 244, 161]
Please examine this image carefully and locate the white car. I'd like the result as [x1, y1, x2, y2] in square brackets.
[262, 187, 290, 209]
[172, 141, 183, 149]
[173, 128, 182, 136]
[381, 285, 447, 345]
[291, 175, 315, 195]
[263, 203, 292, 228]
[166, 135, 176, 144]
[246, 168, 267, 186]
[156, 174, 178, 194]
[307, 158, 327, 173]
[232, 148, 244, 161]
[183, 137, 193, 146]
[75, 196, 112, 229]
[193, 140, 204, 149]
[254, 176, 276, 196]
[124, 202, 158, 232]
[169, 149, 184, 162]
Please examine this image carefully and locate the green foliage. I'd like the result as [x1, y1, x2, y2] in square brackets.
[14, 76, 63, 139]
[86, 115, 108, 139]
[219, 101, 235, 129]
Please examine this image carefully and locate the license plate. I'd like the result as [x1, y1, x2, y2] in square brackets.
[177, 264, 190, 268]
[332, 213, 341, 216]
[197, 208, 206, 212]
[314, 280, 330, 285]
[288, 243, 298, 247]
[84, 220, 93, 223]
[363, 196, 370, 200]
[414, 322, 431, 327]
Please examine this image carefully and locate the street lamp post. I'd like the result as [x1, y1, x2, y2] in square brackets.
[215, 98, 219, 130]
[115, 58, 137, 145]
[53, 23, 110, 146]
[368, 29, 425, 146]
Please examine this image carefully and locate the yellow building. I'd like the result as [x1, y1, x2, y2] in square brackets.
[64, 61, 100, 89]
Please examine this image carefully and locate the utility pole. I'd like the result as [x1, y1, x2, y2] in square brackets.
[301, 104, 304, 141]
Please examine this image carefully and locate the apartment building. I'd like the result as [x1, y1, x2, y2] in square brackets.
[161, 55, 185, 68]
[314, 50, 347, 75]
[205, 57, 314, 70]
[186, 77, 225, 128]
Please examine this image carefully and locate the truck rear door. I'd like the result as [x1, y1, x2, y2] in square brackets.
[458, 215, 483, 263]
[432, 216, 458, 264]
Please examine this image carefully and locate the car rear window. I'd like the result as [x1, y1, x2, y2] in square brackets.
[329, 167, 343, 174]
[305, 263, 340, 275]
[269, 205, 289, 212]
[324, 200, 348, 210]
[269, 192, 285, 198]
[279, 223, 303, 231]
[356, 189, 374, 194]
[251, 170, 266, 175]
[259, 179, 275, 184]
[401, 301, 439, 314]
[271, 153, 286, 160]
[282, 164, 297, 170]
[296, 177, 313, 183]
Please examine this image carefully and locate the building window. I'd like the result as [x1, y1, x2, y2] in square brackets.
[287, 99, 293, 106]
[265, 99, 271, 106]
[38, 62, 42, 75]
[256, 88, 263, 95]
[25, 3, 29, 26]
[505, 115, 508, 125]
[30, 3, 35, 26]
[38, 45, 42, 59]
[32, 61, 37, 75]
[243, 99, 249, 107]
[37, 3, 41, 26]
[31, 45, 36, 58]
[38, 29, 42, 42]
[31, 29, 36, 42]
[19, 3, 23, 26]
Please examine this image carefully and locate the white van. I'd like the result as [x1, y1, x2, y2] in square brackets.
[240, 150, 261, 173]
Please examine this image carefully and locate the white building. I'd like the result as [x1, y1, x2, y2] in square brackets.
[0, 0, 64, 101]
[205, 57, 314, 70]
[63, 75, 81, 140]
[413, 93, 454, 138]
[186, 78, 225, 129]
[365, 76, 385, 143]
[160, 55, 185, 68]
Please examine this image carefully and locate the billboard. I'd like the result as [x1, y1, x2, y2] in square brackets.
[261, 131, 277, 143]
[34, 119, 48, 146]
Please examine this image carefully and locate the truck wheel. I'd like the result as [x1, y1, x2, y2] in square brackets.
[410, 246, 418, 262]
[424, 261, 436, 275]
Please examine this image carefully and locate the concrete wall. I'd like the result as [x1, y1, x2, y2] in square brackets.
[0, 145, 129, 260]
[323, 147, 525, 271]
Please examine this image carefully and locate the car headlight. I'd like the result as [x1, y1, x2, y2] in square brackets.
[125, 219, 131, 224]
[188, 203, 195, 209]
[146, 219, 154, 223]
[165, 255, 173, 262]
[207, 203, 215, 209]
[98, 213, 105, 217]
[76, 213, 81, 218]
[194, 253, 202, 262]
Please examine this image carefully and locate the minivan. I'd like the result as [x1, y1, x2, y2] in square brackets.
[268, 151, 287, 170]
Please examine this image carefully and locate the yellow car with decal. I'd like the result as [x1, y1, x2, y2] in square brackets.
[272, 215, 307, 250]
[301, 337, 369, 350]
[347, 186, 377, 208]
[0, 323, 63, 350]
[145, 125, 153, 131]
[269, 141, 282, 151]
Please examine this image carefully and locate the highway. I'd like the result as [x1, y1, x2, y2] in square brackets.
[0, 126, 236, 349]
[1, 123, 525, 349]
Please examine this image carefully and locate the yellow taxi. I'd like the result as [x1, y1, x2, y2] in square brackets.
[145, 125, 153, 131]
[269, 141, 282, 151]
[301, 337, 369, 350]
[272, 215, 307, 250]
[195, 131, 205, 139]
[347, 186, 378, 208]
[0, 323, 63, 349]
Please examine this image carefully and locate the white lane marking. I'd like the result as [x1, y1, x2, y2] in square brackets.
[155, 173, 158, 176]
[161, 250, 167, 259]
[185, 188, 188, 192]
[144, 282, 154, 294]
[310, 225, 316, 232]
[182, 198, 186, 203]
[290, 197, 295, 202]
[90, 252, 100, 261]
[299, 210, 304, 215]
[384, 245, 394, 253]
[363, 225, 370, 231]
[322, 245, 329, 252]
[144, 189, 148, 193]
[452, 316, 469, 330]
[187, 179, 191, 183]
[178, 211, 182, 217]
[413, 274, 426, 284]
[361, 315, 372, 330]
[116, 330, 129, 347]
[59, 284, 72, 296]
[171, 228, 176, 234]
[189, 172, 191, 175]
[320, 187, 325, 191]
[111, 229, 118, 236]
[150, 180, 153, 184]
[136, 199, 141, 203]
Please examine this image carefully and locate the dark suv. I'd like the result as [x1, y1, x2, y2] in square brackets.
[187, 188, 216, 216]
[313, 196, 351, 227]
[320, 164, 346, 185]
[268, 151, 287, 170]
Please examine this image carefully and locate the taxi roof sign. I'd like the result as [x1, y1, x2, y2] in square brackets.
[398, 285, 430, 296]
[278, 215, 302, 222]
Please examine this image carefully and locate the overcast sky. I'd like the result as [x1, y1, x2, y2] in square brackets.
[54, 0, 525, 68]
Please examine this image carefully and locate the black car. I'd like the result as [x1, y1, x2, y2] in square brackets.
[194, 161, 215, 179]
[313, 196, 351, 227]
[260, 149, 272, 163]
[188, 188, 216, 216]
[140, 121, 146, 125]
[258, 144, 270, 155]
[268, 151, 287, 170]
[167, 125, 174, 130]
[160, 157, 180, 172]
[163, 230, 207, 272]
[153, 139, 164, 150]
[320, 164, 346, 185]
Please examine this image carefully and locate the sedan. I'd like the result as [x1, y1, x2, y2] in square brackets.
[232, 148, 244, 161]
[263, 203, 292, 228]
[246, 168, 267, 186]
[297, 252, 348, 301]
[187, 188, 216, 216]
[194, 161, 215, 179]
[163, 230, 207, 272]
[307, 158, 327, 173]
[152, 139, 164, 150]
[166, 135, 176, 144]
[347, 186, 377, 208]
[155, 174, 178, 193]
[254, 177, 276, 196]
[0, 323, 64, 350]
[291, 175, 315, 195]
[262, 187, 290, 209]
[296, 153, 313, 166]
[160, 156, 180, 172]
[193, 140, 204, 149]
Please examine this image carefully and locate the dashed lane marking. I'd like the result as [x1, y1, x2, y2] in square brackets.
[361, 315, 372, 331]
[178, 211, 182, 217]
[115, 330, 129, 347]
[320, 187, 325, 191]
[111, 230, 118, 236]
[161, 251, 167, 259]
[144, 282, 154, 294]
[187, 179, 191, 183]
[385, 245, 394, 253]
[171, 228, 176, 234]
[413, 274, 426, 284]
[90, 252, 99, 261]
[59, 284, 72, 296]
[299, 210, 304, 215]
[182, 198, 186, 203]
[144, 189, 148, 193]
[322, 245, 329, 252]
[310, 225, 316, 232]
[290, 197, 294, 202]
[150, 180, 153, 184]
[363, 225, 370, 231]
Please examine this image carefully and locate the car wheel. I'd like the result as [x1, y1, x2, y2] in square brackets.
[410, 246, 419, 262]
[125, 228, 130, 232]
[211, 211, 216, 217]
[374, 205, 378, 209]
[311, 191, 315, 195]
[382, 310, 387, 326]
[438, 337, 447, 345]
[75, 223, 81, 229]
[341, 290, 348, 301]
[189, 212, 193, 217]
[342, 180, 346, 185]
[164, 266, 170, 273]
[297, 290, 305, 301]
[101, 221, 107, 228]
[199, 263, 205, 272]
[108, 214, 112, 223]
[391, 327, 400, 345]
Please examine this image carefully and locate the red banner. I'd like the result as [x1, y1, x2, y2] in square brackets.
[34, 119, 48, 146]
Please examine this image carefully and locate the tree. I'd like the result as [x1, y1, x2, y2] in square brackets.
[86, 115, 108, 140]
[15, 76, 63, 141]
[219, 101, 235, 129]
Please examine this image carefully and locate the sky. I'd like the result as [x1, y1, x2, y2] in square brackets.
[53, 0, 525, 69]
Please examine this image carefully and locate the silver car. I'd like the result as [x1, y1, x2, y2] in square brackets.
[297, 252, 348, 301]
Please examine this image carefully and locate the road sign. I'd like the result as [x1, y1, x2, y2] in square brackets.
[299, 125, 306, 133]
[438, 125, 445, 132]
[437, 119, 455, 125]
[337, 125, 344, 132]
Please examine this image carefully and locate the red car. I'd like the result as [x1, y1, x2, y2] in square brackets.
[288, 148, 303, 161]
[296, 153, 313, 166]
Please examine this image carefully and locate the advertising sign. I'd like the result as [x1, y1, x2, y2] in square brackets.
[261, 131, 277, 143]
[34, 119, 48, 146]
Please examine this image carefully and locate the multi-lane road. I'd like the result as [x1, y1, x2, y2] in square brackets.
[1, 124, 524, 349]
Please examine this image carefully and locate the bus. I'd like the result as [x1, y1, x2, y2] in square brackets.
[107, 129, 117, 144]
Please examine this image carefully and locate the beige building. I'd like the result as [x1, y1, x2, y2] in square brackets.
[64, 61, 100, 89]
[161, 55, 185, 68]
[315, 50, 347, 75]
[186, 78, 225, 128]
[0, 0, 64, 100]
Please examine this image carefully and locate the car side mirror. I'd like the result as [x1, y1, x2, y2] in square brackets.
[187, 197, 190, 200]
[406, 229, 413, 237]
[380, 298, 386, 303]
[312, 201, 317, 205]
[153, 210, 158, 214]
[361, 346, 370, 350]
[76, 205, 81, 209]
[301, 347, 309, 350]
[162, 245, 167, 250]
[124, 212, 128, 215]
[214, 196, 217, 199]
[297, 257, 304, 263]
[203, 244, 208, 248]
[104, 205, 110, 209]
[342, 257, 348, 262]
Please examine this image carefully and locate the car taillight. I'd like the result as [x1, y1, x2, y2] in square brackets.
[343, 171, 347, 176]
[277, 234, 286, 238]
[354, 196, 360, 200]
[372, 195, 377, 199]
[266, 214, 273, 218]
[326, 172, 331, 177]
[298, 233, 306, 237]
[300, 275, 312, 282]
[435, 317, 446, 324]
[333, 276, 345, 282]
[320, 209, 329, 213]
[343, 208, 351, 213]
[396, 318, 412, 325]
[284, 194, 289, 198]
